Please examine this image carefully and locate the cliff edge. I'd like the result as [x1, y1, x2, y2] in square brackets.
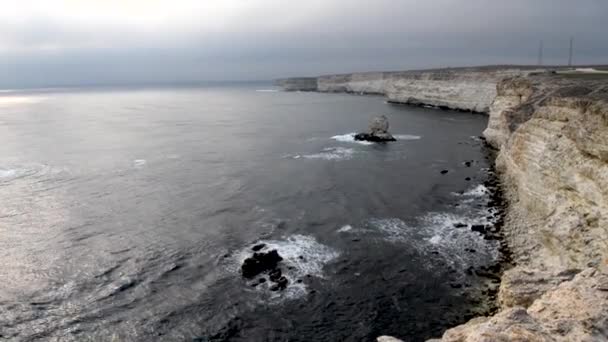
[426, 74, 608, 341]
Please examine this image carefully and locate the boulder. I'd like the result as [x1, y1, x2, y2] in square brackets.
[354, 115, 396, 142]
[241, 249, 283, 278]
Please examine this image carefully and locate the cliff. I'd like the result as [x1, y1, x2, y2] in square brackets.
[275, 77, 317, 91]
[277, 66, 557, 112]
[427, 74, 608, 342]
[279, 68, 608, 341]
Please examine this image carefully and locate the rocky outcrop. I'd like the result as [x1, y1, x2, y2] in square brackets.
[487, 75, 608, 273]
[425, 268, 608, 342]
[422, 75, 608, 341]
[354, 115, 396, 142]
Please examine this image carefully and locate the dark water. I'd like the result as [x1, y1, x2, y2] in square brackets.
[0, 85, 501, 341]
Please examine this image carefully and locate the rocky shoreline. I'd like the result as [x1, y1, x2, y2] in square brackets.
[277, 67, 608, 341]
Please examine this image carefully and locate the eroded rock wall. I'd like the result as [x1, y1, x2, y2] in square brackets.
[279, 66, 549, 112]
[426, 75, 608, 342]
[384, 69, 536, 113]
[317, 72, 387, 94]
[275, 77, 318, 91]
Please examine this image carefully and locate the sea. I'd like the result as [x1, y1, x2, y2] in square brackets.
[0, 83, 503, 341]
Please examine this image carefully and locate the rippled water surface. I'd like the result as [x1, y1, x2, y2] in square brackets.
[0, 84, 499, 341]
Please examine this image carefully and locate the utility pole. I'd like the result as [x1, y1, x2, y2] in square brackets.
[538, 40, 544, 66]
[568, 37, 574, 67]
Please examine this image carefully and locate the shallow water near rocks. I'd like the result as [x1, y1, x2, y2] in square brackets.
[0, 84, 500, 341]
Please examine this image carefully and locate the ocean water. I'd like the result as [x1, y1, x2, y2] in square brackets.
[0, 84, 500, 341]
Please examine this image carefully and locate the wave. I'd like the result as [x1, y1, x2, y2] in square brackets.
[0, 169, 18, 179]
[332, 132, 421, 145]
[331, 133, 373, 145]
[0, 163, 66, 182]
[255, 89, 280, 92]
[393, 134, 422, 140]
[302, 147, 355, 161]
[133, 159, 147, 168]
[337, 225, 353, 233]
[453, 184, 489, 197]
[368, 213, 499, 273]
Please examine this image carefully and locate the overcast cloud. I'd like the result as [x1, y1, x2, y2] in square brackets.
[1, 0, 607, 87]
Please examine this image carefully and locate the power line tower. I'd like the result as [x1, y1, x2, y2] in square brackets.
[568, 37, 574, 67]
[538, 40, 544, 66]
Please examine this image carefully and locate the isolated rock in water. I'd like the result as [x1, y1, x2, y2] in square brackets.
[241, 249, 283, 278]
[354, 115, 396, 142]
[369, 115, 390, 135]
[251, 243, 266, 252]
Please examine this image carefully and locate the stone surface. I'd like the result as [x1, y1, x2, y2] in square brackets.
[489, 75, 608, 272]
[369, 115, 390, 135]
[428, 268, 608, 341]
[498, 267, 580, 308]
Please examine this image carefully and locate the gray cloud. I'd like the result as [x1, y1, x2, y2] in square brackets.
[1, 0, 607, 88]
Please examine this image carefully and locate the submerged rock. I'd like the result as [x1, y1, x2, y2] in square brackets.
[241, 249, 283, 279]
[354, 115, 396, 142]
[251, 243, 266, 252]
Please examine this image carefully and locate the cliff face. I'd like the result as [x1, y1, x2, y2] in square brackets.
[384, 69, 538, 113]
[278, 66, 548, 112]
[275, 77, 317, 91]
[317, 72, 387, 94]
[485, 76, 608, 271]
[431, 75, 608, 342]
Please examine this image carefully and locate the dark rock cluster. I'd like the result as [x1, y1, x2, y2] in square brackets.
[241, 245, 290, 291]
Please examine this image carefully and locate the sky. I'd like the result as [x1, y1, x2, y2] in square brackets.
[0, 0, 607, 87]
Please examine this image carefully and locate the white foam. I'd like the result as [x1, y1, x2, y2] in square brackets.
[394, 134, 422, 140]
[368, 213, 499, 273]
[337, 225, 353, 233]
[235, 235, 339, 302]
[429, 235, 442, 244]
[0, 169, 17, 178]
[331, 133, 374, 145]
[255, 89, 280, 92]
[302, 147, 355, 161]
[133, 159, 147, 167]
[454, 184, 489, 197]
[0, 163, 63, 181]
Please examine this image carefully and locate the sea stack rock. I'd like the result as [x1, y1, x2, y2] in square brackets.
[354, 115, 396, 142]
